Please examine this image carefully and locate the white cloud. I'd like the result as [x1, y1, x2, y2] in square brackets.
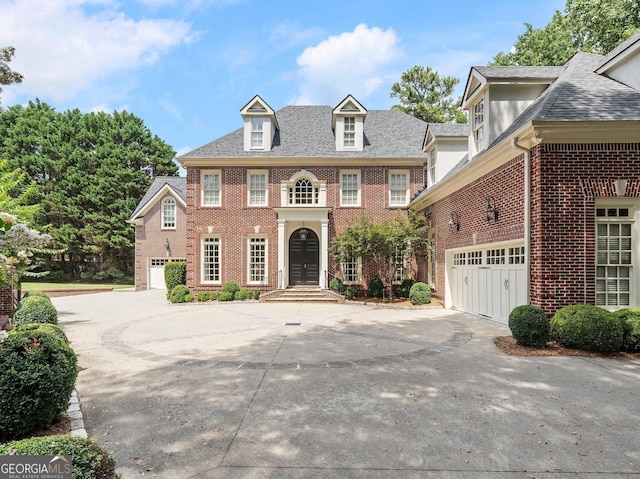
[292, 24, 402, 105]
[89, 103, 130, 113]
[0, 0, 196, 103]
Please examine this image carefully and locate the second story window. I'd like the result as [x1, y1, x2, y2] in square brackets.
[389, 170, 409, 207]
[248, 170, 268, 206]
[290, 178, 317, 205]
[429, 150, 437, 186]
[162, 197, 176, 229]
[202, 171, 221, 207]
[344, 117, 355, 147]
[340, 170, 361, 207]
[473, 98, 485, 151]
[251, 117, 264, 149]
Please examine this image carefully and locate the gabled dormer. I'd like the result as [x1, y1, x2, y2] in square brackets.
[332, 94, 367, 151]
[461, 66, 562, 157]
[422, 123, 469, 188]
[240, 95, 278, 152]
[596, 31, 640, 91]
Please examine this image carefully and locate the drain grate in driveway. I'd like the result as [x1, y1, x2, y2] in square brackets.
[285, 322, 301, 326]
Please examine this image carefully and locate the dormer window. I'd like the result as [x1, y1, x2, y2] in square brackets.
[251, 117, 264, 149]
[240, 95, 278, 152]
[344, 117, 355, 147]
[473, 98, 485, 151]
[332, 95, 367, 151]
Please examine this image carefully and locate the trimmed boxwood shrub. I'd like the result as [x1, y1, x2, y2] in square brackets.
[13, 323, 69, 344]
[409, 282, 431, 305]
[613, 308, 640, 352]
[196, 292, 211, 302]
[252, 289, 261, 300]
[21, 290, 52, 302]
[184, 294, 194, 303]
[222, 281, 240, 295]
[550, 304, 623, 352]
[345, 288, 355, 299]
[12, 296, 58, 326]
[329, 277, 342, 293]
[235, 289, 252, 301]
[0, 330, 78, 439]
[367, 277, 384, 298]
[218, 291, 234, 302]
[168, 285, 190, 304]
[0, 435, 120, 479]
[508, 305, 549, 349]
[398, 279, 415, 298]
[164, 261, 186, 291]
[210, 291, 219, 301]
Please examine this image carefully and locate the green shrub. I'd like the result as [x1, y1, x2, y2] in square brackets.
[409, 282, 431, 305]
[210, 291, 219, 301]
[345, 288, 355, 299]
[329, 277, 342, 292]
[508, 305, 549, 349]
[164, 261, 186, 291]
[0, 330, 78, 439]
[613, 308, 640, 352]
[0, 435, 120, 479]
[218, 291, 234, 302]
[168, 285, 190, 304]
[550, 304, 623, 352]
[12, 296, 58, 326]
[367, 277, 384, 298]
[252, 289, 261, 300]
[222, 282, 240, 295]
[184, 294, 194, 303]
[12, 323, 69, 344]
[196, 292, 211, 302]
[398, 279, 415, 298]
[21, 290, 51, 301]
[235, 289, 251, 301]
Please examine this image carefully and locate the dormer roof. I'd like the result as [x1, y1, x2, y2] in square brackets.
[127, 176, 186, 225]
[596, 30, 640, 74]
[332, 94, 367, 129]
[240, 94, 278, 130]
[422, 123, 469, 150]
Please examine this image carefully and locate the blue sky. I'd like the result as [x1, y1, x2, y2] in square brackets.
[1, 0, 565, 169]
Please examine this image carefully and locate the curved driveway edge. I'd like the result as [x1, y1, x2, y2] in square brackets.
[53, 291, 640, 479]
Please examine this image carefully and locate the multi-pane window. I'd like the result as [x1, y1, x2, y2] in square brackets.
[596, 207, 632, 307]
[202, 237, 220, 283]
[473, 98, 485, 151]
[341, 257, 360, 284]
[248, 171, 268, 206]
[389, 171, 409, 207]
[393, 243, 410, 284]
[486, 248, 505, 265]
[344, 117, 355, 147]
[251, 117, 264, 148]
[427, 230, 436, 286]
[162, 197, 176, 229]
[429, 150, 437, 186]
[509, 247, 525, 265]
[340, 171, 360, 206]
[202, 171, 221, 207]
[453, 252, 466, 266]
[468, 251, 482, 265]
[248, 237, 267, 284]
[290, 178, 318, 205]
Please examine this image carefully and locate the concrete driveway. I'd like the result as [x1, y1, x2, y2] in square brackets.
[53, 290, 640, 479]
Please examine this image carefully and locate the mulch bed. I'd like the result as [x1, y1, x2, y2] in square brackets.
[495, 336, 640, 358]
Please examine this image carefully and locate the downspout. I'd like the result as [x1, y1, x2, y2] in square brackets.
[511, 138, 531, 305]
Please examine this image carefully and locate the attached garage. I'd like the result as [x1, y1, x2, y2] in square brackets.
[147, 258, 185, 290]
[448, 243, 527, 325]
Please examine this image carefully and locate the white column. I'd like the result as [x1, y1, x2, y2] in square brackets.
[320, 219, 329, 289]
[277, 219, 286, 289]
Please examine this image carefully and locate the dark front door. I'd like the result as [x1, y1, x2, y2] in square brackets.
[289, 228, 319, 286]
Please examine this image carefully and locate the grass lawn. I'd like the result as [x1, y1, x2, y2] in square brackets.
[21, 282, 133, 291]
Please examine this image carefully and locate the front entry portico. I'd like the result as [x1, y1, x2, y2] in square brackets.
[289, 228, 319, 286]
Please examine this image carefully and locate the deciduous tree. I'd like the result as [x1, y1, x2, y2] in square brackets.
[0, 46, 23, 108]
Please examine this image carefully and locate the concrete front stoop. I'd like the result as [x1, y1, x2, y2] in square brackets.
[260, 287, 344, 303]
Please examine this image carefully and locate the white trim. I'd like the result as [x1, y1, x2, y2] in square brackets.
[201, 170, 222, 207]
[127, 184, 186, 223]
[247, 169, 268, 207]
[389, 169, 410, 207]
[161, 197, 177, 230]
[247, 236, 268, 285]
[339, 169, 361, 207]
[201, 236, 221, 284]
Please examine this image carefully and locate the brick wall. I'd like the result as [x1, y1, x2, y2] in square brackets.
[133, 195, 187, 291]
[0, 285, 15, 319]
[186, 165, 424, 293]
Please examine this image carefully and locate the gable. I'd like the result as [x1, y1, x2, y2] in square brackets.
[128, 178, 187, 225]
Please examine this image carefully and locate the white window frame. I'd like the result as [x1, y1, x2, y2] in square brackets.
[247, 170, 268, 207]
[201, 236, 221, 284]
[389, 170, 410, 207]
[392, 242, 411, 284]
[201, 170, 222, 207]
[251, 117, 264, 149]
[341, 257, 361, 284]
[427, 228, 436, 288]
[473, 98, 485, 152]
[595, 202, 636, 309]
[429, 150, 437, 186]
[161, 197, 176, 230]
[248, 237, 268, 284]
[343, 116, 356, 148]
[340, 169, 361, 207]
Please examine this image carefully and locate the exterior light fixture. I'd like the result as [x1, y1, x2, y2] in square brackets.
[164, 238, 170, 251]
[299, 228, 308, 241]
[484, 196, 498, 223]
[448, 212, 460, 233]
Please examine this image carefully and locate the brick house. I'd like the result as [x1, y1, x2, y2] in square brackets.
[128, 176, 187, 290]
[174, 94, 428, 293]
[411, 32, 640, 325]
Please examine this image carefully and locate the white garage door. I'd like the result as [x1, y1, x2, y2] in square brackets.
[449, 244, 527, 325]
[148, 258, 171, 289]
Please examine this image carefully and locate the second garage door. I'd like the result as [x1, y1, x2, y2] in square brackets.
[449, 244, 527, 325]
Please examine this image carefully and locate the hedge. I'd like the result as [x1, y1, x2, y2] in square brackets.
[164, 261, 186, 291]
[550, 304, 622, 352]
[508, 305, 549, 349]
[12, 296, 58, 326]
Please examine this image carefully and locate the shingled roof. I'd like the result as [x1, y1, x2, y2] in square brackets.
[178, 106, 428, 160]
[129, 176, 186, 221]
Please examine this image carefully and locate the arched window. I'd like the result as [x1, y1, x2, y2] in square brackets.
[162, 197, 176, 229]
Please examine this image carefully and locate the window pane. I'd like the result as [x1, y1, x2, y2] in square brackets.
[202, 238, 220, 282]
[203, 174, 220, 206]
[249, 238, 266, 283]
